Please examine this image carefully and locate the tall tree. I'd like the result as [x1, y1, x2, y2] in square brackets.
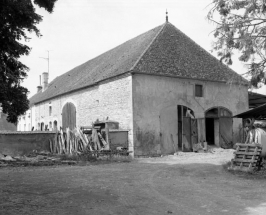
[0, 0, 57, 123]
[207, 0, 266, 88]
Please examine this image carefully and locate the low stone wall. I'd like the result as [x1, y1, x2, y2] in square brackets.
[0, 131, 55, 156]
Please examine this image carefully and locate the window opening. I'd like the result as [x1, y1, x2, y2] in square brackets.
[49, 106, 52, 116]
[195, 84, 203, 97]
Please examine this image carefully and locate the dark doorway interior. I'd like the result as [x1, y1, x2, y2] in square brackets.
[41, 122, 44, 131]
[205, 118, 215, 145]
[177, 105, 182, 149]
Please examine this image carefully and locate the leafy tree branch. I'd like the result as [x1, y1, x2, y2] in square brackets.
[0, 0, 57, 123]
[207, 0, 266, 88]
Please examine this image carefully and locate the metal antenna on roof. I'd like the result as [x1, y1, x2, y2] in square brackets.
[39, 50, 52, 79]
[166, 9, 168, 22]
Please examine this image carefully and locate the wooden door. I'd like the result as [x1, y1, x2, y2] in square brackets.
[160, 105, 178, 154]
[219, 118, 233, 148]
[191, 118, 198, 146]
[62, 102, 76, 130]
[182, 117, 192, 151]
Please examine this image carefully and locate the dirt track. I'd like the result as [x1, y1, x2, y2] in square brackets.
[0, 149, 266, 215]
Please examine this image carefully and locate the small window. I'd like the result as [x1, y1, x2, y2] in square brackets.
[195, 84, 203, 97]
[49, 106, 52, 116]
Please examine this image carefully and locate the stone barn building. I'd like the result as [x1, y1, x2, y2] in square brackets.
[18, 21, 249, 156]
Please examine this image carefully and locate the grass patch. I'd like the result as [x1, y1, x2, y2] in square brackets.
[222, 160, 266, 179]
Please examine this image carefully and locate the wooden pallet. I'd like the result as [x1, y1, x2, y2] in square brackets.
[229, 143, 262, 172]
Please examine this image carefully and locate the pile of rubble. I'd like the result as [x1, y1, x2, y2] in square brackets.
[0, 151, 77, 167]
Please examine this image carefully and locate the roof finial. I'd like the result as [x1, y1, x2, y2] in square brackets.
[166, 9, 168, 22]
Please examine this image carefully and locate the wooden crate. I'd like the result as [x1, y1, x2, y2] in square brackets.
[229, 143, 262, 172]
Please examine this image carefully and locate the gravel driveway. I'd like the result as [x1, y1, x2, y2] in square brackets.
[0, 149, 266, 215]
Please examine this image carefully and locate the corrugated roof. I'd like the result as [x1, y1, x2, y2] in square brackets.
[30, 22, 248, 105]
[248, 92, 266, 108]
[234, 103, 266, 119]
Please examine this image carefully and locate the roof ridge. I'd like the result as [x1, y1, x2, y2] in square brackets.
[129, 23, 166, 71]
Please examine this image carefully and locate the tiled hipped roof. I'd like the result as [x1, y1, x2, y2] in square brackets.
[30, 22, 248, 105]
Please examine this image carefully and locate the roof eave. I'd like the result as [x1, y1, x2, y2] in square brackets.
[32, 71, 132, 106]
[131, 71, 248, 85]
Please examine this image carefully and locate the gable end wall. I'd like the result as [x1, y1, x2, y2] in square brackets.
[132, 74, 249, 156]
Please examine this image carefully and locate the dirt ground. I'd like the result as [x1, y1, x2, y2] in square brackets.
[0, 149, 266, 215]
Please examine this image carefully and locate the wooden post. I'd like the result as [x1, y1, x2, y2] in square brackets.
[105, 123, 110, 150]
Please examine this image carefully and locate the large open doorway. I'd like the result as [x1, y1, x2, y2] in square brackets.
[206, 118, 215, 145]
[159, 105, 196, 154]
[205, 107, 233, 148]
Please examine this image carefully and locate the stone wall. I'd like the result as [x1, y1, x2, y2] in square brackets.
[33, 74, 134, 152]
[0, 131, 55, 156]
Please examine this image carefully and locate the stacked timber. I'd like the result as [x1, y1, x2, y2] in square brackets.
[49, 127, 109, 155]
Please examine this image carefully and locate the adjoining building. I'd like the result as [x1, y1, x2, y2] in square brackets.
[17, 20, 249, 156]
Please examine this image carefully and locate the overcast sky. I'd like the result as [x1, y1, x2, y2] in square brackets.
[20, 0, 266, 97]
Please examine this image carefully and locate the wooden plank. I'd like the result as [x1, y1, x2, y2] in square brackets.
[237, 150, 262, 154]
[235, 155, 260, 160]
[230, 162, 255, 167]
[237, 146, 262, 150]
[182, 117, 192, 152]
[236, 143, 262, 148]
[191, 118, 198, 146]
[237, 147, 262, 151]
[234, 152, 261, 155]
[229, 166, 255, 172]
[219, 118, 233, 148]
[232, 158, 258, 163]
[233, 160, 257, 165]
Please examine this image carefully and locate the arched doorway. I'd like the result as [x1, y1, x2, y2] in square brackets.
[62, 102, 76, 130]
[205, 107, 233, 148]
[53, 120, 58, 131]
[41, 122, 44, 131]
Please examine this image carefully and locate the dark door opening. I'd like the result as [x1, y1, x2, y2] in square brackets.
[205, 118, 215, 145]
[177, 105, 183, 150]
[41, 122, 44, 131]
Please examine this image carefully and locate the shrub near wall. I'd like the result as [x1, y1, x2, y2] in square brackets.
[0, 131, 55, 156]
